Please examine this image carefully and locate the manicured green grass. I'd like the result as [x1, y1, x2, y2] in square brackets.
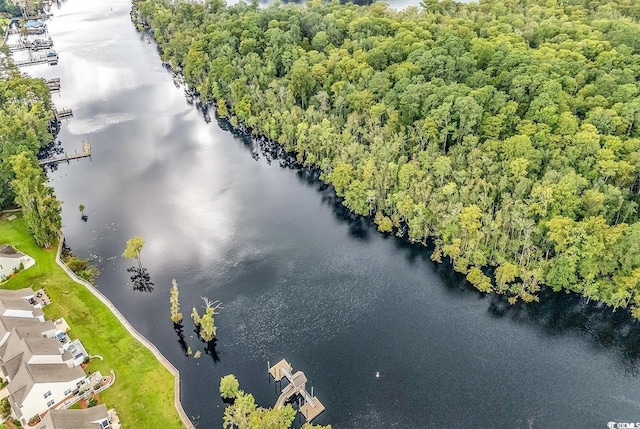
[0, 215, 183, 428]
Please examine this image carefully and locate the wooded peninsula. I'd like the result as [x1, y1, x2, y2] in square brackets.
[133, 0, 640, 315]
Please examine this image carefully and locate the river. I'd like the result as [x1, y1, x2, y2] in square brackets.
[20, 0, 640, 427]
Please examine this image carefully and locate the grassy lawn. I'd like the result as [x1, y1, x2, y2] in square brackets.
[0, 214, 184, 428]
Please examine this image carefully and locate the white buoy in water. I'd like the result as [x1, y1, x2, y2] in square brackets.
[375, 371, 380, 378]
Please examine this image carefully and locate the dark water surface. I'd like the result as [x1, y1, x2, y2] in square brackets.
[20, 0, 640, 427]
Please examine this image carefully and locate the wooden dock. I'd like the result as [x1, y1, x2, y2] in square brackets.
[39, 141, 91, 166]
[46, 78, 60, 92]
[53, 107, 72, 122]
[268, 359, 325, 422]
[26, 26, 47, 35]
[14, 54, 58, 67]
[8, 38, 53, 52]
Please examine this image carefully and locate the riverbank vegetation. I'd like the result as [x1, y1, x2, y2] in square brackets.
[0, 215, 184, 428]
[0, 70, 61, 247]
[61, 244, 100, 283]
[134, 0, 640, 315]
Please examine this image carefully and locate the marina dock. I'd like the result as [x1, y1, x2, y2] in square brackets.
[268, 359, 325, 422]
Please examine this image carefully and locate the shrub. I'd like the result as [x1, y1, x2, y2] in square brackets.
[63, 255, 99, 283]
[87, 397, 97, 408]
[0, 397, 11, 419]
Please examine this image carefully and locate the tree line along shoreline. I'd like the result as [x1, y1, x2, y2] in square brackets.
[0, 69, 62, 248]
[132, 0, 640, 316]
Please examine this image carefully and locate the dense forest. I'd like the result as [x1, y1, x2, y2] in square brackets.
[133, 0, 640, 315]
[0, 66, 61, 247]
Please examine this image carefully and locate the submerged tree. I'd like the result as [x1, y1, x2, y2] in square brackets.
[123, 236, 145, 268]
[78, 203, 88, 222]
[170, 279, 183, 323]
[123, 236, 152, 291]
[220, 374, 240, 400]
[191, 306, 201, 327]
[199, 297, 222, 342]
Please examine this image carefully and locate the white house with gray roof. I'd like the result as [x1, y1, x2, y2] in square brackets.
[0, 318, 56, 347]
[38, 404, 111, 429]
[0, 287, 90, 425]
[0, 245, 35, 280]
[6, 362, 86, 423]
[0, 327, 75, 376]
[0, 288, 44, 320]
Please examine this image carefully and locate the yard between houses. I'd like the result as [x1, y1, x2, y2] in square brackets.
[0, 214, 184, 428]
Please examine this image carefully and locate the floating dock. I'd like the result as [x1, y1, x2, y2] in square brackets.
[268, 359, 325, 422]
[39, 141, 91, 166]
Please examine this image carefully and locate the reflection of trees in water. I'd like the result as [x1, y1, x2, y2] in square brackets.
[203, 338, 220, 363]
[38, 139, 64, 173]
[127, 266, 154, 292]
[173, 321, 188, 354]
[487, 288, 640, 375]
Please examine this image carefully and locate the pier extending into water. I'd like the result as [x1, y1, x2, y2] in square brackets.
[39, 141, 91, 166]
[53, 107, 73, 122]
[13, 53, 58, 67]
[46, 77, 60, 92]
[268, 359, 325, 422]
[8, 37, 53, 52]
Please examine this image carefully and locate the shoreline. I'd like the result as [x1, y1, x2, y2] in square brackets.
[55, 233, 194, 429]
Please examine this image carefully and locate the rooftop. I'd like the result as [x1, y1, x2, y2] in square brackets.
[40, 404, 110, 429]
[8, 362, 85, 406]
[0, 245, 20, 257]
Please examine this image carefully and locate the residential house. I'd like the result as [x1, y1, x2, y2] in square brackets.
[0, 318, 56, 347]
[38, 404, 111, 429]
[0, 327, 75, 380]
[6, 362, 86, 423]
[0, 288, 44, 320]
[0, 246, 35, 280]
[0, 288, 91, 425]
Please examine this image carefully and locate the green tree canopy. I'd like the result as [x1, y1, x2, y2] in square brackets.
[123, 236, 145, 267]
[133, 0, 640, 316]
